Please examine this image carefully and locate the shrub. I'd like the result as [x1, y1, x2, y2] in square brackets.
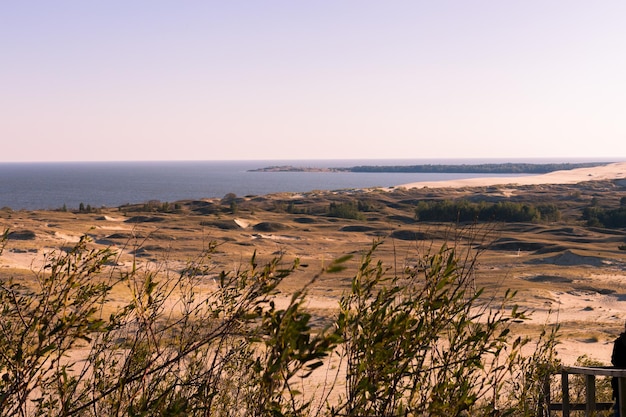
[414, 200, 561, 223]
[0, 235, 342, 417]
[333, 240, 560, 416]
[0, 231, 560, 416]
[78, 202, 95, 213]
[583, 206, 626, 228]
[7, 230, 37, 240]
[328, 201, 364, 220]
[221, 193, 238, 204]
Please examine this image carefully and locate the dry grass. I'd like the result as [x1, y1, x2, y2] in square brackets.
[2, 179, 626, 366]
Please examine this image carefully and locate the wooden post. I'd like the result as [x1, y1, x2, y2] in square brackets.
[585, 374, 596, 416]
[561, 370, 570, 417]
[619, 376, 626, 417]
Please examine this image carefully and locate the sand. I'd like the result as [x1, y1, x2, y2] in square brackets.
[398, 161, 626, 190]
[393, 161, 626, 365]
[2, 161, 626, 369]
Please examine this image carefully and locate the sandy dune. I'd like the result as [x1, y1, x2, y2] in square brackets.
[2, 161, 626, 369]
[398, 161, 626, 190]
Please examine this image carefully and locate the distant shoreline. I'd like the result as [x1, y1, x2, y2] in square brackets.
[1, 160, 622, 211]
[397, 161, 626, 190]
[249, 162, 610, 174]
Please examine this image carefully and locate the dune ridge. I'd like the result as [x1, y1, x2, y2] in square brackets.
[397, 161, 626, 190]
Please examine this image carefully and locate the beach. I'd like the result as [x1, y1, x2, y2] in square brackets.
[397, 161, 626, 190]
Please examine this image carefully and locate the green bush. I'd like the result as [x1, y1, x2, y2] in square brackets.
[584, 206, 626, 228]
[328, 201, 364, 220]
[333, 241, 560, 416]
[0, 230, 560, 416]
[414, 200, 561, 223]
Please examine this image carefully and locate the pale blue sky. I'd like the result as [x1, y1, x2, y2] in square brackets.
[2, 1, 625, 162]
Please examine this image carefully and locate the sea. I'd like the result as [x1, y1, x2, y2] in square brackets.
[0, 158, 619, 211]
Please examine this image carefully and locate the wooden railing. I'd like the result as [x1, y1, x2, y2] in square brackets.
[541, 366, 626, 417]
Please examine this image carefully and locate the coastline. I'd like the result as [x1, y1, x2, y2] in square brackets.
[2, 163, 626, 368]
[396, 162, 626, 190]
[2, 160, 624, 211]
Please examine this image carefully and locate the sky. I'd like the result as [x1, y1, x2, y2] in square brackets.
[1, 1, 626, 162]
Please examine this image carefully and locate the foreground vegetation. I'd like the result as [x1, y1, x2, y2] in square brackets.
[0, 227, 564, 417]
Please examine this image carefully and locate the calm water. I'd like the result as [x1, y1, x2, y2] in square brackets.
[0, 158, 615, 210]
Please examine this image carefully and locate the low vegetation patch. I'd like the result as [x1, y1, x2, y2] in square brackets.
[7, 230, 37, 240]
[327, 201, 365, 220]
[583, 206, 626, 228]
[0, 229, 562, 417]
[414, 200, 561, 223]
[253, 222, 289, 232]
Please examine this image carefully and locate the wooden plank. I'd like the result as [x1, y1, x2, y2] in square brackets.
[562, 366, 626, 377]
[549, 403, 613, 411]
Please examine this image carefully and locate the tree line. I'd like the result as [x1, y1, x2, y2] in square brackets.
[344, 162, 607, 174]
[414, 200, 561, 223]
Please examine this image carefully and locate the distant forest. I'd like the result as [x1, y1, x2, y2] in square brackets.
[251, 162, 610, 174]
[341, 162, 608, 174]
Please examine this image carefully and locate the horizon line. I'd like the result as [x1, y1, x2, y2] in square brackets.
[1, 157, 624, 164]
